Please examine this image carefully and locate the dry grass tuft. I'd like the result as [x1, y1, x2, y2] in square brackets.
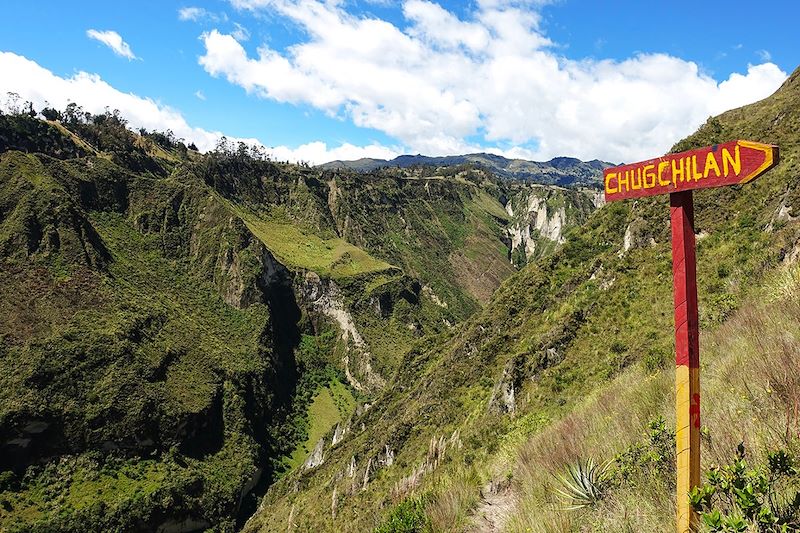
[426, 466, 482, 532]
[703, 297, 800, 465]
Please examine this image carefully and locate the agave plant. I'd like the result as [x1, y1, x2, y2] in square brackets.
[553, 457, 613, 511]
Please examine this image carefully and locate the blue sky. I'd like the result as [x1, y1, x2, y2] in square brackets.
[0, 1, 796, 163]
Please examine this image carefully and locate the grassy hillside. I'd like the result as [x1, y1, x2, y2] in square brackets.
[321, 166, 514, 314]
[286, 378, 356, 470]
[244, 68, 800, 532]
[505, 263, 800, 531]
[238, 206, 395, 279]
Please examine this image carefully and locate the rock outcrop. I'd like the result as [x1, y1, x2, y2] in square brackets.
[505, 185, 600, 265]
[297, 272, 386, 392]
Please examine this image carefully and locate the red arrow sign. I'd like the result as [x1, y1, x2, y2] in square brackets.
[604, 140, 779, 202]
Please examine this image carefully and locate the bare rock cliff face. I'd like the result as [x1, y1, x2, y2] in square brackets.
[297, 272, 387, 393]
[505, 185, 600, 265]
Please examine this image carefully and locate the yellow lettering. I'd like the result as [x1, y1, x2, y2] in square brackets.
[692, 155, 703, 181]
[722, 145, 741, 176]
[618, 169, 629, 192]
[703, 151, 721, 178]
[605, 172, 618, 194]
[672, 157, 685, 186]
[630, 168, 642, 190]
[643, 164, 656, 188]
[658, 161, 670, 186]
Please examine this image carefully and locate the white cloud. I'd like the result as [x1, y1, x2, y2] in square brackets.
[194, 89, 206, 100]
[86, 29, 138, 60]
[756, 49, 772, 62]
[232, 22, 250, 41]
[178, 6, 228, 23]
[207, 0, 787, 162]
[0, 51, 390, 163]
[714, 62, 784, 114]
[269, 141, 399, 163]
[229, 0, 272, 10]
[179, 6, 208, 20]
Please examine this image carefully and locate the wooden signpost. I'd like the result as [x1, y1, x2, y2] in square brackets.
[603, 140, 779, 533]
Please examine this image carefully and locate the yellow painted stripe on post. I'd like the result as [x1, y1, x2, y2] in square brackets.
[676, 364, 691, 531]
[676, 364, 700, 532]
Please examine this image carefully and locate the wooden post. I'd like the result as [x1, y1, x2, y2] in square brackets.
[670, 190, 701, 533]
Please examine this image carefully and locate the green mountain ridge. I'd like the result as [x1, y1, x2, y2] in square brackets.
[318, 153, 612, 187]
[0, 109, 598, 531]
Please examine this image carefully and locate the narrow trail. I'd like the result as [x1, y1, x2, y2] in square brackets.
[469, 479, 517, 532]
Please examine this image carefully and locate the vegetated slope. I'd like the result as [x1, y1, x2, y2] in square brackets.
[319, 152, 612, 187]
[245, 67, 800, 532]
[0, 134, 302, 532]
[0, 113, 445, 531]
[300, 165, 516, 316]
[0, 109, 599, 531]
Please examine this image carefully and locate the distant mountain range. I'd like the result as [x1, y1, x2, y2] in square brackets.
[319, 152, 615, 187]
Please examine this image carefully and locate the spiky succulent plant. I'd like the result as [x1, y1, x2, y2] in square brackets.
[553, 458, 613, 510]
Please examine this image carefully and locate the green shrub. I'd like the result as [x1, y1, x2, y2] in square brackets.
[374, 495, 431, 533]
[0, 470, 15, 491]
[642, 347, 671, 373]
[613, 417, 675, 486]
[690, 444, 800, 532]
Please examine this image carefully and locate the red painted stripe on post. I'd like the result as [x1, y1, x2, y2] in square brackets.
[671, 191, 700, 369]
